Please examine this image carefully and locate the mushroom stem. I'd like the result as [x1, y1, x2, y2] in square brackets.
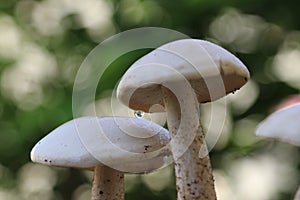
[294, 185, 300, 200]
[162, 87, 216, 200]
[92, 165, 124, 200]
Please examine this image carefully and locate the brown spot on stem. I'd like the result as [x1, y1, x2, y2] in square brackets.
[144, 145, 151, 151]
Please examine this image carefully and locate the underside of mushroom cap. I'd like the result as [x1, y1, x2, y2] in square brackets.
[31, 116, 171, 173]
[117, 39, 250, 112]
[256, 104, 300, 146]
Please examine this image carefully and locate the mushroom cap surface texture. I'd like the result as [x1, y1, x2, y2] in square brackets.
[31, 116, 170, 173]
[256, 104, 300, 146]
[117, 39, 250, 112]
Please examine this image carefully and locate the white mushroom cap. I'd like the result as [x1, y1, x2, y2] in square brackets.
[31, 116, 171, 173]
[256, 104, 300, 146]
[117, 39, 250, 112]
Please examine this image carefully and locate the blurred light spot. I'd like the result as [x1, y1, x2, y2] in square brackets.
[142, 165, 173, 191]
[260, 24, 285, 51]
[201, 99, 232, 150]
[15, 0, 36, 26]
[273, 47, 300, 89]
[18, 163, 57, 199]
[213, 170, 236, 200]
[72, 184, 91, 200]
[83, 94, 166, 126]
[228, 154, 297, 200]
[66, 0, 115, 41]
[227, 80, 259, 114]
[119, 0, 164, 26]
[282, 31, 300, 50]
[209, 8, 267, 53]
[82, 170, 93, 183]
[32, 0, 65, 35]
[31, 0, 115, 39]
[0, 190, 18, 200]
[1, 43, 57, 110]
[271, 143, 299, 166]
[0, 15, 22, 60]
[61, 55, 84, 84]
[233, 118, 259, 146]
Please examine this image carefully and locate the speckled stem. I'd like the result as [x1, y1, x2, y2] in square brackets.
[91, 165, 124, 200]
[162, 87, 217, 200]
[294, 184, 300, 200]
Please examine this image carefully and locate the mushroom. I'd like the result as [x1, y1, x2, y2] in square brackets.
[256, 104, 300, 146]
[256, 104, 300, 199]
[31, 116, 170, 200]
[117, 39, 250, 199]
[273, 95, 300, 112]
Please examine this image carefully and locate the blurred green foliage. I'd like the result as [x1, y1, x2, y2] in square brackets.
[0, 0, 300, 199]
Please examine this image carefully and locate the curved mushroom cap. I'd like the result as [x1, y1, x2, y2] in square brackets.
[256, 104, 300, 146]
[31, 117, 171, 173]
[117, 39, 250, 112]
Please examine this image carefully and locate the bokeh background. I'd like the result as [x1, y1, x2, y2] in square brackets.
[0, 0, 300, 199]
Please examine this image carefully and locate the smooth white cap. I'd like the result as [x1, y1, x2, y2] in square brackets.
[256, 104, 300, 146]
[117, 39, 250, 112]
[31, 116, 171, 173]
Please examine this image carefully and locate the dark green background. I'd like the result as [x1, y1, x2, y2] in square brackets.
[0, 0, 299, 199]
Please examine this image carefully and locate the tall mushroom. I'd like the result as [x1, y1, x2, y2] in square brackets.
[117, 39, 250, 199]
[256, 104, 300, 199]
[31, 116, 170, 200]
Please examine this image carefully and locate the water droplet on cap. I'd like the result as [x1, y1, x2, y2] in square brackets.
[134, 110, 144, 118]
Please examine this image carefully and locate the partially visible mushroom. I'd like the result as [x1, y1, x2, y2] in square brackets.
[117, 39, 250, 199]
[274, 95, 300, 112]
[31, 116, 170, 200]
[256, 104, 300, 199]
[256, 104, 300, 146]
